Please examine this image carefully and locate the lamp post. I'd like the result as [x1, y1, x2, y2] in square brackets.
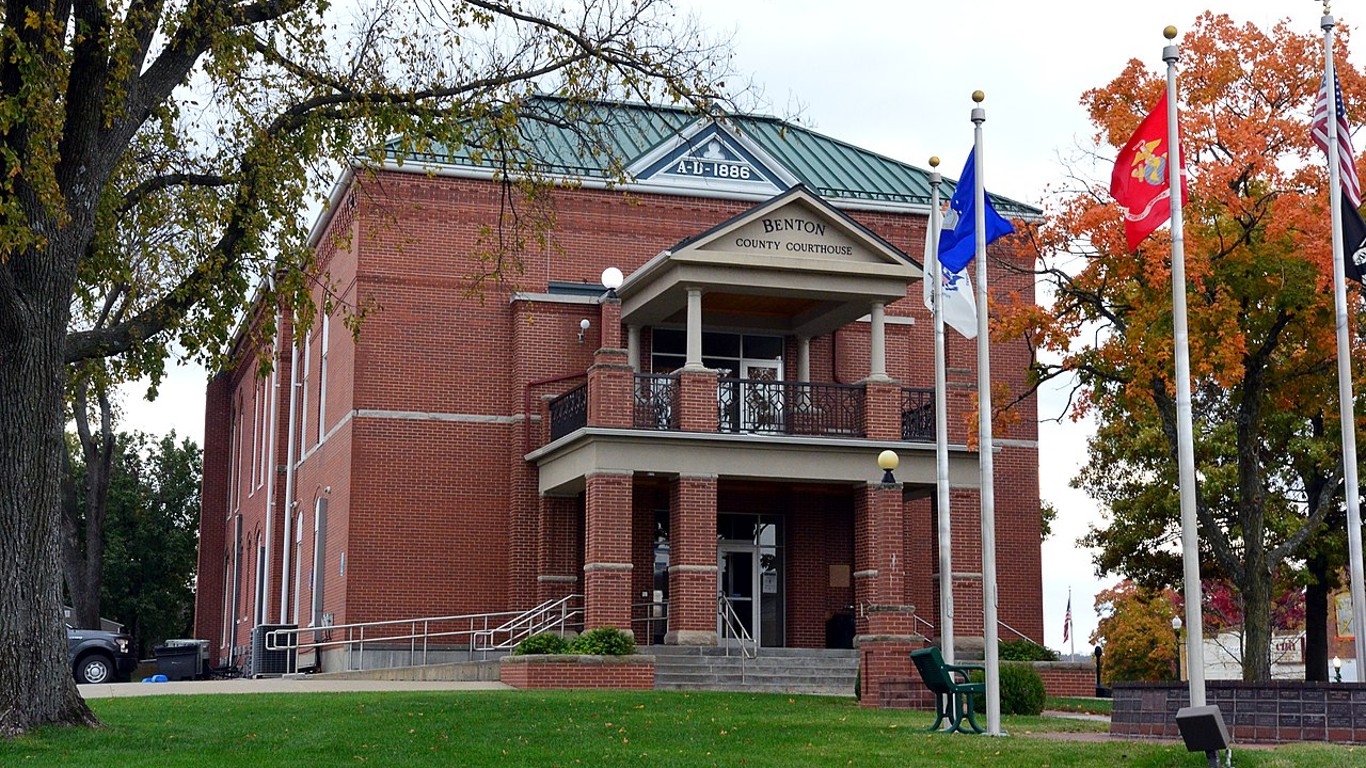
[601, 266, 624, 298]
[877, 449, 899, 485]
[1172, 616, 1184, 682]
[1334, 656, 1343, 684]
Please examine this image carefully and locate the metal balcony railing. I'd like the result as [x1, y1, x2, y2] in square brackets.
[901, 387, 934, 442]
[548, 383, 588, 441]
[717, 378, 865, 437]
[633, 374, 679, 430]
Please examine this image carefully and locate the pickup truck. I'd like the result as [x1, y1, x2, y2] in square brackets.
[66, 625, 138, 684]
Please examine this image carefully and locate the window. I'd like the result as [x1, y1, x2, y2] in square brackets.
[227, 406, 237, 513]
[649, 329, 784, 376]
[311, 499, 328, 627]
[317, 313, 329, 442]
[299, 331, 311, 455]
[259, 377, 270, 489]
[250, 383, 260, 491]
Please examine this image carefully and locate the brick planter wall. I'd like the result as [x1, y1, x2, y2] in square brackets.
[874, 660, 1096, 709]
[1034, 661, 1097, 698]
[1112, 681, 1366, 744]
[499, 654, 655, 690]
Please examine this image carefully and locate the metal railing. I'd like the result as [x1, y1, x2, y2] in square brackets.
[264, 596, 584, 672]
[998, 619, 1042, 647]
[717, 378, 865, 436]
[548, 383, 588, 441]
[472, 594, 583, 654]
[631, 600, 669, 645]
[717, 594, 757, 659]
[913, 613, 935, 636]
[900, 387, 934, 441]
[633, 374, 679, 430]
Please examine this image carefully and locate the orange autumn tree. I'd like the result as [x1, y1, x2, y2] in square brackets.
[998, 13, 1365, 682]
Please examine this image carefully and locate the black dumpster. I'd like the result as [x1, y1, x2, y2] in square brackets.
[154, 643, 200, 681]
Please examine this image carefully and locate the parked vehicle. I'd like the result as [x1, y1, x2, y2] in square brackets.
[66, 625, 138, 684]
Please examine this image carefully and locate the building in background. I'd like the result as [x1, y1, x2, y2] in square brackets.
[192, 98, 1043, 700]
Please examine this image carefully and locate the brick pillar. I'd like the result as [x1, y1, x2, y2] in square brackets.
[587, 347, 633, 428]
[677, 367, 718, 433]
[598, 298, 622, 349]
[537, 496, 581, 604]
[666, 474, 718, 645]
[584, 471, 634, 634]
[863, 379, 901, 441]
[855, 480, 920, 708]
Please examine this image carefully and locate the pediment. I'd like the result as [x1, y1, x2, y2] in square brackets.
[627, 121, 796, 196]
[618, 187, 920, 338]
[674, 186, 915, 271]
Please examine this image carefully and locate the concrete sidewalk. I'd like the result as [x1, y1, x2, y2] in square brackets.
[78, 677, 511, 699]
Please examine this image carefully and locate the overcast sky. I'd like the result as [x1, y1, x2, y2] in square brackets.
[118, 0, 1356, 654]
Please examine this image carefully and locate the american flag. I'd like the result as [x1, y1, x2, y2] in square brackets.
[1062, 594, 1072, 644]
[1314, 72, 1362, 207]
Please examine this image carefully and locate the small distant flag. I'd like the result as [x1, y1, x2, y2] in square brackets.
[1110, 92, 1187, 251]
[1313, 72, 1361, 207]
[1062, 593, 1073, 645]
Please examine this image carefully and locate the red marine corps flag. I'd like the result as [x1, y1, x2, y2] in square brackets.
[1110, 91, 1187, 251]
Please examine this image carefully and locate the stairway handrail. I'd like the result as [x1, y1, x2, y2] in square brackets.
[265, 597, 583, 671]
[716, 593, 757, 659]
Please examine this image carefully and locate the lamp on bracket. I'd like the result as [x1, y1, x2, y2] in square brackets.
[578, 318, 590, 344]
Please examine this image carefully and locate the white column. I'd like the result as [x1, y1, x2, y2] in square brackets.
[868, 302, 888, 380]
[797, 337, 811, 382]
[627, 325, 641, 372]
[685, 288, 704, 369]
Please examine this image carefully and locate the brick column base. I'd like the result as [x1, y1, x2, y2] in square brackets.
[857, 636, 924, 709]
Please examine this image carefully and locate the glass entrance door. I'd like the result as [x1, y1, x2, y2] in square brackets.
[718, 544, 758, 645]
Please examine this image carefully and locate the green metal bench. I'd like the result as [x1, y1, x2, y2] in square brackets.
[910, 647, 985, 734]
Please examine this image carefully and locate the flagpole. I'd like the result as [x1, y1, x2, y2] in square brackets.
[971, 90, 1003, 736]
[928, 157, 957, 665]
[1069, 588, 1075, 659]
[1163, 25, 1207, 708]
[1322, 9, 1366, 683]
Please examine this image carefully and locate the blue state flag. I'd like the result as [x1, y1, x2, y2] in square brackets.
[937, 147, 1015, 273]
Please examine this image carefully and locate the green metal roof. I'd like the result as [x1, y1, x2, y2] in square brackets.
[381, 96, 1040, 217]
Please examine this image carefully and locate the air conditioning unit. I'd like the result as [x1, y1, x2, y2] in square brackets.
[249, 623, 297, 677]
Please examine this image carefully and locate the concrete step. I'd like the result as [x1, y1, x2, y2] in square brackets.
[649, 646, 858, 696]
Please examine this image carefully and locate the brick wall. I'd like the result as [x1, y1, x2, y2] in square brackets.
[499, 655, 656, 690]
[1034, 662, 1096, 698]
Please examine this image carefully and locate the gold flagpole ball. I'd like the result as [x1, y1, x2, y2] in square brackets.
[1164, 25, 1178, 40]
[929, 156, 940, 168]
[972, 90, 985, 103]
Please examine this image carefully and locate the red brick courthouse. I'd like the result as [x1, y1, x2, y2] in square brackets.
[193, 98, 1044, 701]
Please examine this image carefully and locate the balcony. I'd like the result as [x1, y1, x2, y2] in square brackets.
[544, 373, 934, 445]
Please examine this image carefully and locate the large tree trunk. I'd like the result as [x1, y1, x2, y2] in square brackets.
[1240, 558, 1274, 682]
[1304, 551, 1332, 682]
[0, 235, 98, 735]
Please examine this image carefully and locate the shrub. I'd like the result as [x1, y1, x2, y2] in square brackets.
[970, 663, 1047, 716]
[513, 632, 573, 656]
[999, 639, 1059, 662]
[569, 627, 636, 656]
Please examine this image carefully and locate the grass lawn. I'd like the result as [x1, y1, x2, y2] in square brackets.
[1045, 696, 1114, 715]
[1, 689, 1356, 767]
